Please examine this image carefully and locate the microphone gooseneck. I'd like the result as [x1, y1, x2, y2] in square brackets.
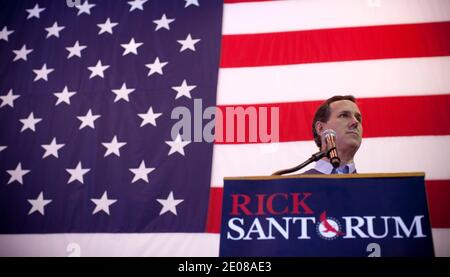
[271, 151, 325, 176]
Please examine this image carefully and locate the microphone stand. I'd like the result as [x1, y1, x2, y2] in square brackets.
[271, 151, 326, 176]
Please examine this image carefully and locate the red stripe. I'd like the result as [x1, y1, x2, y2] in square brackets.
[205, 180, 450, 233]
[358, 95, 450, 138]
[205, 187, 223, 233]
[215, 94, 450, 144]
[221, 22, 450, 68]
[425, 180, 450, 228]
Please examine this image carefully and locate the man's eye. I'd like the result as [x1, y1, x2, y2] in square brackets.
[339, 114, 347, 118]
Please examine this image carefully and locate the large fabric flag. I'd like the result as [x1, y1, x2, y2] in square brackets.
[0, 0, 222, 256]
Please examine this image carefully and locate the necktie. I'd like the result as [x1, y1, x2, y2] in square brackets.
[331, 165, 349, 174]
[342, 165, 349, 174]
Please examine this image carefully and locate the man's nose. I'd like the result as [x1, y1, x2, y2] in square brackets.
[349, 116, 359, 129]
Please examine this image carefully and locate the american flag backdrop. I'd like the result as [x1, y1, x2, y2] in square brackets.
[1, 0, 450, 257]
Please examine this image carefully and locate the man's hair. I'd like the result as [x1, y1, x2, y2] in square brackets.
[312, 95, 357, 148]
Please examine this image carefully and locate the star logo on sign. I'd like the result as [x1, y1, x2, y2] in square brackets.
[76, 0, 96, 16]
[20, 112, 42, 132]
[153, 14, 175, 31]
[111, 83, 135, 103]
[165, 134, 191, 156]
[171, 79, 196, 99]
[33, 63, 54, 82]
[91, 191, 117, 215]
[102, 135, 127, 157]
[121, 38, 143, 56]
[0, 89, 20, 108]
[41, 138, 65, 159]
[54, 86, 76, 106]
[97, 18, 118, 35]
[138, 106, 162, 127]
[145, 57, 168, 76]
[26, 4, 46, 20]
[66, 41, 87, 59]
[129, 160, 155, 183]
[128, 0, 148, 12]
[28, 192, 52, 215]
[177, 34, 200, 52]
[45, 21, 65, 38]
[77, 109, 101, 130]
[88, 60, 110, 79]
[66, 162, 90, 184]
[7, 163, 30, 185]
[12, 44, 33, 61]
[0, 26, 14, 41]
[157, 191, 184, 216]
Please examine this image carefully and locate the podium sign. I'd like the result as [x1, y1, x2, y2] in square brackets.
[219, 173, 434, 257]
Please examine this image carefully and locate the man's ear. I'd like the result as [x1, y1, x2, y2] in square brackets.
[315, 121, 324, 136]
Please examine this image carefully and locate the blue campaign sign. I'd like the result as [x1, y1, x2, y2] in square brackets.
[219, 174, 434, 257]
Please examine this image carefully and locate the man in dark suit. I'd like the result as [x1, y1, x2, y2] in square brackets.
[302, 95, 363, 174]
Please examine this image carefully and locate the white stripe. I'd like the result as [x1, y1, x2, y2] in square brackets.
[223, 0, 450, 35]
[1, 231, 448, 257]
[0, 233, 220, 257]
[210, 136, 450, 187]
[217, 56, 450, 105]
[432, 228, 450, 257]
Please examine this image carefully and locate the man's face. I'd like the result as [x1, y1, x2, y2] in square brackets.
[318, 100, 363, 154]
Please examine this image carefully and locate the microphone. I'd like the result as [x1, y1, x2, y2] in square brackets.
[323, 129, 340, 169]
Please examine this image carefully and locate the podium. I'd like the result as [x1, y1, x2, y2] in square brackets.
[219, 173, 434, 257]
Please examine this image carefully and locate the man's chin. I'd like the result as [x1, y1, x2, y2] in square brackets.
[341, 141, 361, 152]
